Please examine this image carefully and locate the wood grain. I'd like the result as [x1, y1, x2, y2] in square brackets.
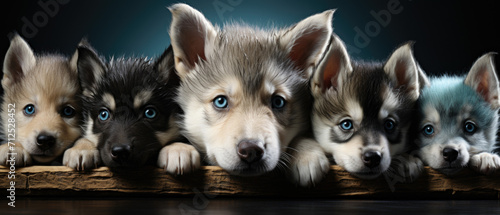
[1, 165, 499, 199]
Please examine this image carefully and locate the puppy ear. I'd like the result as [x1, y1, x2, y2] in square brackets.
[155, 45, 176, 81]
[464, 53, 500, 109]
[279, 9, 334, 78]
[168, 3, 217, 79]
[311, 34, 352, 94]
[417, 65, 430, 89]
[383, 42, 420, 101]
[76, 43, 106, 91]
[2, 33, 36, 88]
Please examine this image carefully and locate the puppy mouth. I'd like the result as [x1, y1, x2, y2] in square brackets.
[228, 162, 271, 176]
[352, 170, 383, 179]
[438, 166, 464, 175]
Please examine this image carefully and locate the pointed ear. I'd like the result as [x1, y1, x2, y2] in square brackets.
[76, 44, 106, 91]
[68, 48, 79, 76]
[311, 34, 352, 94]
[168, 3, 217, 79]
[417, 65, 430, 89]
[279, 9, 334, 78]
[383, 42, 420, 101]
[155, 45, 176, 81]
[464, 53, 500, 109]
[2, 34, 36, 88]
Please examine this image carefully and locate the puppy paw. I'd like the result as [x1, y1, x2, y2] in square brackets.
[385, 153, 423, 184]
[0, 143, 33, 167]
[470, 152, 500, 175]
[63, 138, 100, 171]
[288, 138, 330, 187]
[158, 142, 201, 175]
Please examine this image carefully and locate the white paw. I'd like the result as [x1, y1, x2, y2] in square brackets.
[385, 154, 423, 183]
[63, 138, 100, 171]
[289, 139, 330, 187]
[470, 152, 500, 175]
[157, 142, 200, 175]
[0, 143, 32, 167]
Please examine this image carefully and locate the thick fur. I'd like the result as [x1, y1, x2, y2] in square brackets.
[168, 3, 332, 185]
[414, 53, 500, 175]
[311, 34, 426, 180]
[0, 34, 81, 166]
[63, 43, 189, 171]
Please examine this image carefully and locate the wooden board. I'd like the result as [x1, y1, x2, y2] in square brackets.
[1, 165, 499, 199]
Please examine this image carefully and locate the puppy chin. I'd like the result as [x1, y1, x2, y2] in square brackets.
[31, 155, 56, 163]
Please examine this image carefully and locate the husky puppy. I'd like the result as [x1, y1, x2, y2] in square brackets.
[63, 43, 187, 170]
[166, 4, 333, 184]
[0, 34, 81, 166]
[311, 34, 426, 179]
[414, 54, 500, 175]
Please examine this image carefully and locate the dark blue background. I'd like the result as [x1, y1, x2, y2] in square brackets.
[1, 0, 498, 79]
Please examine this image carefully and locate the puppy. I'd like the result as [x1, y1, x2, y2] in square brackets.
[311, 34, 426, 180]
[165, 3, 333, 185]
[414, 53, 500, 175]
[0, 34, 81, 166]
[63, 43, 190, 170]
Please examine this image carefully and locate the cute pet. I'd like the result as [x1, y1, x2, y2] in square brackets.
[414, 53, 500, 175]
[166, 3, 333, 185]
[311, 34, 426, 179]
[63, 43, 189, 170]
[0, 34, 81, 166]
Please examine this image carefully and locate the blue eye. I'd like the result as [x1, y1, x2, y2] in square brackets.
[464, 122, 476, 134]
[271, 95, 286, 109]
[99, 110, 110, 121]
[384, 119, 396, 133]
[24, 104, 35, 116]
[340, 120, 353, 131]
[62, 106, 75, 117]
[144, 107, 157, 119]
[423, 125, 434, 136]
[213, 96, 228, 109]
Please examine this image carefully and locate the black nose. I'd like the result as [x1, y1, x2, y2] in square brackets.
[443, 148, 458, 162]
[111, 145, 131, 162]
[36, 134, 56, 150]
[237, 140, 264, 164]
[362, 151, 382, 168]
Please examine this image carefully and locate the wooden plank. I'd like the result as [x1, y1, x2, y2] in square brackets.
[0, 165, 499, 199]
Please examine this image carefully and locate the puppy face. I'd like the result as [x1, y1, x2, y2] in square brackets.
[77, 45, 179, 168]
[168, 4, 333, 175]
[1, 35, 81, 163]
[311, 35, 423, 179]
[415, 55, 500, 174]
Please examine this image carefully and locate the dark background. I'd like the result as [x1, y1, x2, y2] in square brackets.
[0, 0, 499, 90]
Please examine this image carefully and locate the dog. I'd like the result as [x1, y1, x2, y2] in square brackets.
[166, 3, 333, 185]
[0, 34, 81, 166]
[310, 34, 427, 180]
[62, 42, 189, 170]
[414, 53, 500, 175]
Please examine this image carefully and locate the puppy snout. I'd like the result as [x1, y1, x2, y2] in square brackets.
[443, 148, 458, 162]
[362, 151, 382, 168]
[36, 133, 56, 150]
[237, 139, 264, 164]
[111, 145, 131, 162]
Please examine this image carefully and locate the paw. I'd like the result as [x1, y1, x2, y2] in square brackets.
[63, 138, 100, 171]
[289, 139, 330, 187]
[0, 143, 32, 167]
[158, 142, 200, 175]
[384, 154, 423, 184]
[470, 152, 500, 175]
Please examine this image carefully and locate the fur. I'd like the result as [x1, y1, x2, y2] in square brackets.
[414, 53, 500, 175]
[311, 34, 426, 180]
[167, 3, 332, 185]
[0, 34, 81, 166]
[63, 43, 187, 170]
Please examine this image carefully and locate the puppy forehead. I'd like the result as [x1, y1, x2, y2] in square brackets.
[345, 99, 363, 123]
[379, 87, 399, 119]
[102, 93, 116, 111]
[133, 90, 153, 109]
